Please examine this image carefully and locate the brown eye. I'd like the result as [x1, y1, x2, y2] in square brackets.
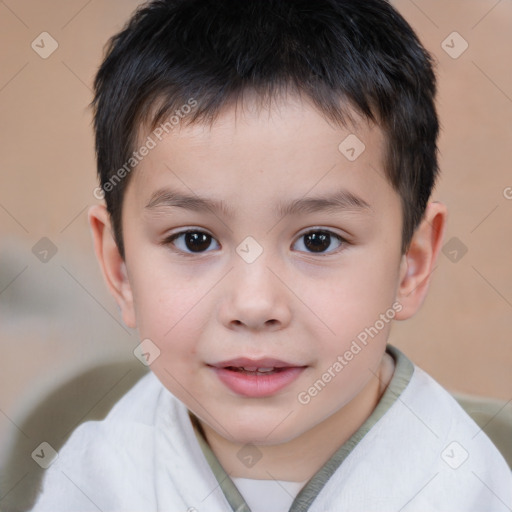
[166, 230, 220, 254]
[293, 230, 344, 254]
[304, 232, 331, 252]
[183, 232, 212, 252]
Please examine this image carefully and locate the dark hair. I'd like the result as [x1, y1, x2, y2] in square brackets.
[92, 0, 439, 259]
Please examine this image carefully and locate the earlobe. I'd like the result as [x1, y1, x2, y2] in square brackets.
[88, 205, 137, 329]
[395, 201, 447, 320]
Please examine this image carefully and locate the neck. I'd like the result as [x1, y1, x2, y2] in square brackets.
[198, 352, 395, 482]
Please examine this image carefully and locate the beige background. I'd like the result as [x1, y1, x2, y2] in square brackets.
[0, 0, 511, 508]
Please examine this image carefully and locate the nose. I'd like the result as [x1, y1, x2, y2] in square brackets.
[217, 254, 292, 333]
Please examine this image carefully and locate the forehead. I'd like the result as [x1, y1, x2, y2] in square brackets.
[126, 94, 397, 217]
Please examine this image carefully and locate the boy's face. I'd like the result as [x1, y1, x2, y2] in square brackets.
[94, 96, 434, 446]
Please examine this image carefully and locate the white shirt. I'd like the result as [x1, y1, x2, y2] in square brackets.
[30, 348, 512, 511]
[232, 478, 306, 512]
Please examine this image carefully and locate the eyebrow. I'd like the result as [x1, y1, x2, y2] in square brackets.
[144, 187, 372, 217]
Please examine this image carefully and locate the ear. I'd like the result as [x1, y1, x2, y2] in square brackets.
[88, 204, 137, 329]
[395, 201, 447, 320]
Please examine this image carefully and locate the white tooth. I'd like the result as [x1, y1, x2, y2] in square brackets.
[242, 366, 258, 371]
[257, 367, 275, 372]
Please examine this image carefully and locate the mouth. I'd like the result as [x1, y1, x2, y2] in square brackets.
[211, 357, 302, 369]
[208, 357, 307, 397]
[222, 366, 288, 376]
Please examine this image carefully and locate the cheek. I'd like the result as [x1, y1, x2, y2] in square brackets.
[129, 257, 211, 342]
[296, 269, 396, 412]
[297, 255, 399, 341]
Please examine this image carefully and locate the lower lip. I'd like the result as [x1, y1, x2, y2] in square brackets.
[211, 366, 306, 398]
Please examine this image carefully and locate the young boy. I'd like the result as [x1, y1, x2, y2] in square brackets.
[31, 0, 512, 510]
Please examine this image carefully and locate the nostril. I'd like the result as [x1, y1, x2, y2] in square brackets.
[230, 319, 279, 329]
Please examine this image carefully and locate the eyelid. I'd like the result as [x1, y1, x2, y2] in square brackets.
[295, 226, 350, 244]
[296, 226, 348, 237]
[292, 227, 349, 255]
[162, 227, 220, 256]
[164, 226, 215, 239]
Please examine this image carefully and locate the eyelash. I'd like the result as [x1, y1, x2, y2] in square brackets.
[162, 228, 348, 257]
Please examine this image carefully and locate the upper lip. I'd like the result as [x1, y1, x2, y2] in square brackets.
[209, 357, 304, 369]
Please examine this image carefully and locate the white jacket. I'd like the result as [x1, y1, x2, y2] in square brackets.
[30, 359, 512, 511]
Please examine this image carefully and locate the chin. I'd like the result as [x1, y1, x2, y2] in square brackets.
[222, 415, 304, 446]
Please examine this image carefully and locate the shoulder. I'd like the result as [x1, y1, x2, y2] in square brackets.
[99, 370, 164, 421]
[386, 347, 509, 471]
[403, 364, 505, 455]
[57, 370, 175, 456]
[322, 350, 512, 511]
[31, 371, 182, 510]
[383, 362, 512, 509]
